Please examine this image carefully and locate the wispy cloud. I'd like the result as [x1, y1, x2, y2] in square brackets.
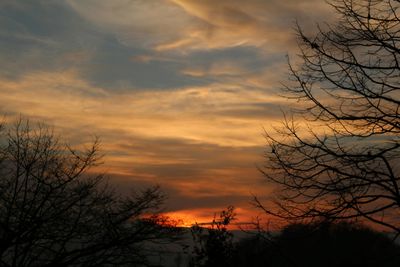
[0, 69, 276, 218]
[0, 0, 335, 222]
[0, 70, 285, 145]
[67, 0, 332, 53]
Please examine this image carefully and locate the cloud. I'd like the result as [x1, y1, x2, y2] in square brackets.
[0, 0, 100, 80]
[66, 0, 197, 48]
[0, 69, 277, 217]
[0, 70, 286, 146]
[0, 0, 339, 223]
[67, 0, 333, 53]
[0, 1, 204, 90]
[0, 0, 308, 91]
[161, 0, 333, 52]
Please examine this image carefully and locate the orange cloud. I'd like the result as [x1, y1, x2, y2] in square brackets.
[67, 0, 332, 53]
[0, 70, 286, 144]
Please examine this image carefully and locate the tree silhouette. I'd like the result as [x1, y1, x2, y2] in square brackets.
[0, 119, 179, 266]
[258, 0, 400, 235]
[189, 206, 235, 267]
[232, 221, 400, 267]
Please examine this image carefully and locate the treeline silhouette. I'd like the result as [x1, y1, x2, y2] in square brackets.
[232, 221, 400, 267]
[188, 207, 400, 267]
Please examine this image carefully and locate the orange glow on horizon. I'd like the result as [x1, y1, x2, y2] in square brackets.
[163, 207, 273, 230]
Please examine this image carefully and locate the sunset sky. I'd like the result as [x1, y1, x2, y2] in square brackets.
[0, 0, 334, 225]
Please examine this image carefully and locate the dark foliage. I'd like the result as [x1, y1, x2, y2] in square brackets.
[231, 221, 400, 267]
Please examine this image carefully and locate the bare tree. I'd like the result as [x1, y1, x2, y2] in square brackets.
[258, 0, 400, 235]
[0, 119, 179, 267]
